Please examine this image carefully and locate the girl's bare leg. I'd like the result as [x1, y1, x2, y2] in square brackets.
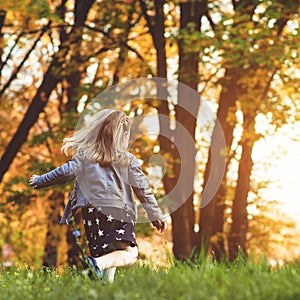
[94, 246, 138, 271]
[102, 267, 116, 283]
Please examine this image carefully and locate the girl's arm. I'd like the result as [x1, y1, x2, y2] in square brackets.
[129, 156, 167, 233]
[29, 154, 82, 189]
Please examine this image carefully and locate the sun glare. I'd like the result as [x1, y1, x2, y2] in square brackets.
[252, 122, 300, 228]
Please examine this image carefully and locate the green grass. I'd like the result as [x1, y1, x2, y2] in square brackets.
[1, 258, 300, 300]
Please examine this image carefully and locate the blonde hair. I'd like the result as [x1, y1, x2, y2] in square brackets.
[61, 109, 132, 167]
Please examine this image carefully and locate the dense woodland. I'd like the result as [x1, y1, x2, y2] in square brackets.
[0, 0, 300, 267]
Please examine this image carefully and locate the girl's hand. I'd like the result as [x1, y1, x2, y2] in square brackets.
[152, 220, 167, 233]
[29, 174, 39, 188]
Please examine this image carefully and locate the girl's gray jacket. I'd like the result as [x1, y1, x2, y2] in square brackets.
[33, 151, 164, 224]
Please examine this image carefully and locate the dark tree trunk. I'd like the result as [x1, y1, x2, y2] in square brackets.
[228, 112, 256, 261]
[0, 9, 6, 84]
[170, 1, 205, 260]
[64, 0, 95, 112]
[56, 0, 95, 265]
[197, 68, 243, 260]
[0, 10, 5, 45]
[142, 0, 205, 260]
[143, 0, 204, 260]
[42, 191, 66, 267]
[139, 0, 167, 79]
[66, 211, 84, 267]
[0, 60, 63, 183]
[152, 0, 167, 79]
[196, 0, 256, 261]
[170, 107, 198, 260]
[112, 2, 136, 85]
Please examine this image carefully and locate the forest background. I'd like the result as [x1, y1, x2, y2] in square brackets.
[0, 0, 300, 268]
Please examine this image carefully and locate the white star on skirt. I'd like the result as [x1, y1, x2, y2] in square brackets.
[98, 229, 104, 236]
[95, 218, 100, 225]
[102, 243, 108, 249]
[88, 207, 94, 213]
[116, 229, 125, 235]
[87, 220, 92, 227]
[107, 214, 113, 222]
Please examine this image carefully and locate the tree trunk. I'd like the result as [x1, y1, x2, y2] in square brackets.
[55, 0, 96, 265]
[42, 191, 65, 267]
[139, 0, 203, 260]
[228, 112, 256, 261]
[171, 109, 198, 260]
[196, 0, 257, 261]
[0, 62, 63, 183]
[0, 9, 6, 84]
[66, 211, 84, 267]
[169, 1, 204, 260]
[197, 68, 243, 260]
[196, 1, 254, 260]
[65, 0, 98, 111]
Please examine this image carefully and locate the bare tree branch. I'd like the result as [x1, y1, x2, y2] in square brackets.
[0, 22, 51, 98]
[0, 31, 24, 72]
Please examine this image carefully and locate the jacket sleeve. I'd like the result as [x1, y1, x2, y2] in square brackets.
[33, 154, 82, 189]
[129, 155, 165, 222]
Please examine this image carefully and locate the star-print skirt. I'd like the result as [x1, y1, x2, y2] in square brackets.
[81, 205, 137, 257]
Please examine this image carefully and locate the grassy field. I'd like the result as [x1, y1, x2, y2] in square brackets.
[1, 257, 300, 300]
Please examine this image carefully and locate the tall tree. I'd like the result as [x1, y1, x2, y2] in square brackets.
[140, 0, 207, 260]
[0, 0, 96, 267]
[196, 0, 300, 260]
[197, 68, 243, 259]
[228, 0, 300, 260]
[170, 0, 205, 260]
[196, 0, 257, 258]
[0, 0, 96, 183]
